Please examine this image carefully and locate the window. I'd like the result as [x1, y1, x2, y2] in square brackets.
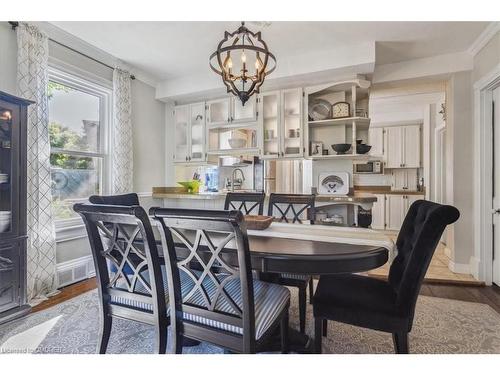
[48, 69, 111, 223]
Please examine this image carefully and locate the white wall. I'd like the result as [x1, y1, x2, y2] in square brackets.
[0, 22, 165, 267]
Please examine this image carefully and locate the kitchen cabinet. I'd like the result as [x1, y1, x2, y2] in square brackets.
[173, 102, 206, 164]
[371, 194, 386, 230]
[382, 193, 425, 230]
[368, 127, 384, 158]
[391, 169, 418, 191]
[384, 125, 421, 168]
[206, 96, 257, 126]
[385, 194, 406, 230]
[260, 88, 303, 159]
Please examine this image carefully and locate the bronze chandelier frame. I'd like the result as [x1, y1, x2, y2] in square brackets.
[209, 22, 276, 105]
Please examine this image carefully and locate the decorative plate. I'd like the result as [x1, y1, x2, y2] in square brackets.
[308, 98, 332, 121]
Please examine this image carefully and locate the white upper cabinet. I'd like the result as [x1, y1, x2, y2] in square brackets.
[207, 97, 257, 126]
[384, 126, 403, 168]
[368, 127, 384, 157]
[173, 102, 206, 164]
[189, 103, 206, 162]
[206, 98, 230, 125]
[174, 105, 190, 163]
[403, 125, 421, 168]
[384, 124, 421, 168]
[391, 169, 418, 191]
[259, 88, 303, 159]
[232, 96, 257, 123]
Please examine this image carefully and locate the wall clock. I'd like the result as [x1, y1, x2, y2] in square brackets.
[331, 101, 350, 119]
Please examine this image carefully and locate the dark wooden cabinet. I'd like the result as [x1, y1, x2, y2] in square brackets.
[0, 91, 32, 324]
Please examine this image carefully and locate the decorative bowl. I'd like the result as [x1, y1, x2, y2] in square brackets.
[244, 215, 274, 230]
[331, 143, 351, 154]
[356, 144, 372, 154]
[177, 180, 202, 194]
[228, 138, 246, 149]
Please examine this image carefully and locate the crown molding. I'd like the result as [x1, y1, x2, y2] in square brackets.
[467, 21, 500, 57]
[30, 22, 159, 88]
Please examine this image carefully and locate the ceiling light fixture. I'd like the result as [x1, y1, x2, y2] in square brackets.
[209, 22, 276, 106]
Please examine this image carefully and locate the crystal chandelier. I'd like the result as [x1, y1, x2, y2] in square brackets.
[209, 22, 276, 105]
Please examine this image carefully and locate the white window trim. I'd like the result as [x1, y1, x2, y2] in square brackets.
[48, 66, 113, 240]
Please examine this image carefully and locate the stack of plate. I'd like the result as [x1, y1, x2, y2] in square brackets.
[0, 211, 11, 233]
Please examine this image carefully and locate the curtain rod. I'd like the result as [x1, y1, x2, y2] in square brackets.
[8, 21, 135, 80]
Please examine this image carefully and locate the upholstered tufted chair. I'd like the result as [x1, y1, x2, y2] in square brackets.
[312, 200, 460, 353]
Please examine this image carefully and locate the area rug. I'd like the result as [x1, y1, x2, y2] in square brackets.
[1, 287, 500, 354]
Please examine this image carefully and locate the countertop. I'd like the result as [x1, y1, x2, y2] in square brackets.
[353, 185, 426, 196]
[152, 187, 377, 203]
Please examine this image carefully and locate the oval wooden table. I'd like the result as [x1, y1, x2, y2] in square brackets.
[245, 234, 389, 353]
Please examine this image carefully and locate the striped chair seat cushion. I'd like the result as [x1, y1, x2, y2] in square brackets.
[279, 273, 311, 281]
[110, 267, 290, 340]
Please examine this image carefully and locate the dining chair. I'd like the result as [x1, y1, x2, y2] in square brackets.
[89, 193, 140, 206]
[312, 200, 460, 353]
[224, 191, 265, 215]
[265, 193, 316, 334]
[74, 203, 169, 354]
[150, 207, 291, 354]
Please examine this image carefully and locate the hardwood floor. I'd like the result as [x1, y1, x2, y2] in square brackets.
[31, 277, 500, 315]
[31, 278, 97, 313]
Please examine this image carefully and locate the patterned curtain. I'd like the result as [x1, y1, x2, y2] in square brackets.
[112, 68, 133, 193]
[16, 23, 58, 304]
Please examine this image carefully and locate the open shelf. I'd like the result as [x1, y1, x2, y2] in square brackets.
[207, 122, 258, 131]
[207, 147, 261, 156]
[308, 153, 375, 161]
[308, 117, 370, 129]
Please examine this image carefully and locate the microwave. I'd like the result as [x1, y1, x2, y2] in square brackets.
[354, 161, 383, 174]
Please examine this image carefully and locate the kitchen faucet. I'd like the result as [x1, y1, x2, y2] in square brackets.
[231, 168, 246, 192]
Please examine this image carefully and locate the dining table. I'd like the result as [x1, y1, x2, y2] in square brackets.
[241, 222, 392, 352]
[155, 220, 393, 353]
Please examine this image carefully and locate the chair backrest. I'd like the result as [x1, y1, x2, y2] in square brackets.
[224, 192, 265, 215]
[89, 193, 140, 206]
[74, 203, 167, 320]
[388, 200, 459, 322]
[267, 193, 315, 224]
[150, 208, 256, 345]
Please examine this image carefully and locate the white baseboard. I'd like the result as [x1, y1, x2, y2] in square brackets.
[447, 259, 471, 275]
[56, 255, 95, 288]
[469, 256, 481, 281]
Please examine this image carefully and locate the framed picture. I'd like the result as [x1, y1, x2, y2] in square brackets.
[310, 141, 323, 155]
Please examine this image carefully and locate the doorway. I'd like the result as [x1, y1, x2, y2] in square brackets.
[493, 86, 500, 286]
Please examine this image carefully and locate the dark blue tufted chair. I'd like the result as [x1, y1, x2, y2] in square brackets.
[312, 200, 460, 353]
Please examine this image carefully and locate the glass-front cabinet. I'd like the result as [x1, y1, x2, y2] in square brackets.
[0, 103, 14, 236]
[0, 91, 31, 323]
[207, 96, 257, 126]
[259, 88, 303, 159]
[173, 102, 206, 164]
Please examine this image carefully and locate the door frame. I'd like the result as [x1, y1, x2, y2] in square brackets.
[473, 63, 500, 284]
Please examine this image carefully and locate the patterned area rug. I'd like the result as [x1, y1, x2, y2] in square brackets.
[1, 288, 500, 354]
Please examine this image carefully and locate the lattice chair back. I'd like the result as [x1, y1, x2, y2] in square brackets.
[224, 192, 265, 215]
[267, 193, 316, 224]
[74, 203, 167, 321]
[151, 208, 256, 344]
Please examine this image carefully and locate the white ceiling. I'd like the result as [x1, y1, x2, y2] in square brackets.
[51, 21, 489, 83]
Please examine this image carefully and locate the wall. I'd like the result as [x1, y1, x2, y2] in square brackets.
[472, 31, 500, 83]
[446, 72, 474, 268]
[0, 22, 165, 269]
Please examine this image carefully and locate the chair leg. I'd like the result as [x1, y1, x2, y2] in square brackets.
[392, 332, 409, 354]
[98, 314, 112, 354]
[154, 323, 168, 354]
[171, 321, 183, 354]
[280, 310, 289, 354]
[322, 319, 328, 337]
[314, 317, 323, 354]
[298, 286, 307, 334]
[308, 278, 314, 304]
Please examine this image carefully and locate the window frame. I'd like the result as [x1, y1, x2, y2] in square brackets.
[48, 67, 112, 233]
